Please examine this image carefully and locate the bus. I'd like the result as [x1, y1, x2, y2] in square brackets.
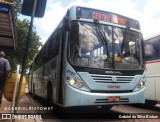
[144, 33, 160, 105]
[28, 6, 146, 108]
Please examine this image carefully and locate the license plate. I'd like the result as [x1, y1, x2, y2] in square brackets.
[107, 96, 120, 102]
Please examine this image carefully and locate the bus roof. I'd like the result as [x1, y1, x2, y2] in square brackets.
[144, 32, 160, 41]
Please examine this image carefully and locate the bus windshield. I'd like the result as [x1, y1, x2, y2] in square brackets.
[69, 21, 143, 70]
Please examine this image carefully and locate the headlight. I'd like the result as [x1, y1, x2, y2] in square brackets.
[136, 81, 145, 89]
[66, 76, 89, 91]
[70, 79, 77, 85]
[68, 77, 85, 89]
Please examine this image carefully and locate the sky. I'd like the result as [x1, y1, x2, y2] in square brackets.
[20, 0, 160, 44]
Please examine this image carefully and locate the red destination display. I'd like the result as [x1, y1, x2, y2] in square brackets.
[76, 7, 140, 30]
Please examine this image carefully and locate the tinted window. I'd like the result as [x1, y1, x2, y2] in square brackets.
[144, 35, 160, 61]
[34, 30, 61, 70]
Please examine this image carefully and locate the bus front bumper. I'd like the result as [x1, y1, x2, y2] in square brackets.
[64, 84, 146, 107]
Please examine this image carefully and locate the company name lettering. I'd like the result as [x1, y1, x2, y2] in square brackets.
[105, 71, 122, 75]
[108, 85, 120, 89]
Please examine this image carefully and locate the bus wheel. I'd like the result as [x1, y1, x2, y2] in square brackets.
[28, 90, 31, 95]
[47, 82, 53, 107]
[47, 82, 63, 113]
[101, 105, 113, 110]
[32, 84, 36, 99]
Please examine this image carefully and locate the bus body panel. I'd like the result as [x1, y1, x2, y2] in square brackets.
[32, 56, 60, 102]
[44, 57, 60, 103]
[64, 62, 146, 106]
[144, 34, 160, 102]
[64, 83, 145, 107]
[32, 66, 47, 99]
[156, 78, 160, 100]
[145, 61, 160, 101]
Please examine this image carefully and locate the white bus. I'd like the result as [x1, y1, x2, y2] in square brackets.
[28, 6, 146, 109]
[144, 33, 160, 105]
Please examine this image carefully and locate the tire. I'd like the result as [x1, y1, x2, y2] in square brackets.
[47, 82, 53, 107]
[32, 84, 36, 99]
[101, 105, 113, 110]
[28, 90, 31, 95]
[47, 82, 65, 113]
[145, 100, 158, 106]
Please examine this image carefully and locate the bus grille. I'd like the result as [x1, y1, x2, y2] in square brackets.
[90, 74, 134, 83]
[95, 98, 129, 103]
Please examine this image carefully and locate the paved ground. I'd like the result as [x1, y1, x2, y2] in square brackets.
[0, 86, 42, 122]
[0, 86, 160, 122]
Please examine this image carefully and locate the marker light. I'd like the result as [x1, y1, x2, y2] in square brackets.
[137, 84, 141, 89]
[70, 79, 77, 85]
[78, 82, 84, 88]
[66, 76, 70, 80]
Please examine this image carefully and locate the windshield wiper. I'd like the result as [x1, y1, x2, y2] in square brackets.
[94, 19, 109, 56]
[94, 19, 107, 45]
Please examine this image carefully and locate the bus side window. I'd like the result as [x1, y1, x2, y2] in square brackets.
[49, 31, 60, 58]
[155, 36, 160, 58]
[144, 43, 155, 60]
[40, 48, 45, 64]
[44, 43, 49, 62]
[158, 44, 160, 58]
[48, 36, 53, 60]
[144, 35, 160, 61]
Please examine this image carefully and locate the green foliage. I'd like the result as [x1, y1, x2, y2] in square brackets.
[5, 19, 42, 73]
[14, 0, 22, 17]
[2, 0, 42, 73]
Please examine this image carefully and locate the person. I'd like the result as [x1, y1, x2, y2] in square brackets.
[0, 51, 11, 106]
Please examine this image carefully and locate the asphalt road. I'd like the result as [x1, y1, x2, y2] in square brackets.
[0, 93, 159, 122]
[25, 94, 160, 122]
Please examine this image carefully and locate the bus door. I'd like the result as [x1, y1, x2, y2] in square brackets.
[28, 65, 32, 93]
[57, 27, 69, 104]
[55, 28, 65, 104]
[29, 63, 34, 94]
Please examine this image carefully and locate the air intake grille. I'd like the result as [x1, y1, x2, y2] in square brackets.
[90, 74, 134, 83]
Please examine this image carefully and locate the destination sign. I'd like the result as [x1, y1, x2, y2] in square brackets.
[0, 3, 11, 14]
[76, 7, 140, 30]
[92, 11, 127, 25]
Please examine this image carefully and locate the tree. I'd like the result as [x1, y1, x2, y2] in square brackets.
[3, 0, 42, 73]
[14, 0, 22, 17]
[5, 19, 42, 72]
